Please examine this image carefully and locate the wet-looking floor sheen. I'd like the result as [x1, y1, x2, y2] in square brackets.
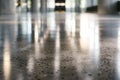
[0, 12, 120, 80]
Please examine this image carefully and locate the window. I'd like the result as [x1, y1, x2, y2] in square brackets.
[81, 0, 98, 8]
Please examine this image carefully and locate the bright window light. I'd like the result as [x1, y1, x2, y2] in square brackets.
[55, 3, 65, 6]
[81, 0, 87, 8]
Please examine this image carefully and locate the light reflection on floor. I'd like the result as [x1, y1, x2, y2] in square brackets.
[3, 38, 11, 80]
[0, 12, 120, 80]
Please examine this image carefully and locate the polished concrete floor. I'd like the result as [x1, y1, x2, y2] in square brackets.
[0, 12, 120, 80]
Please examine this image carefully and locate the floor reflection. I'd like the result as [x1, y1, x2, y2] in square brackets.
[3, 38, 11, 80]
[65, 12, 76, 37]
[74, 13, 100, 80]
[97, 17, 119, 80]
[116, 19, 120, 80]
[1, 14, 17, 80]
[54, 26, 60, 80]
[0, 12, 120, 80]
[80, 13, 100, 66]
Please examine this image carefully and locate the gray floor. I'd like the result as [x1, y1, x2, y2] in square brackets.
[0, 12, 120, 80]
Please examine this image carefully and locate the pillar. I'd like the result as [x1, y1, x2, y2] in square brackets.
[41, 0, 47, 13]
[98, 0, 118, 14]
[40, 0, 48, 38]
[75, 0, 80, 12]
[31, 0, 39, 13]
[17, 15, 23, 41]
[31, 0, 39, 43]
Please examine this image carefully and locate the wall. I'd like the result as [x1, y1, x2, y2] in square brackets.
[98, 0, 118, 14]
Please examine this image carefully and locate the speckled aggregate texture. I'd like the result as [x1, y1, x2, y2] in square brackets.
[0, 12, 120, 80]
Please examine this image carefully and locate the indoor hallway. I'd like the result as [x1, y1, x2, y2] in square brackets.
[0, 11, 120, 80]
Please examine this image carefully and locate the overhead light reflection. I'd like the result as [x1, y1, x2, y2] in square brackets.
[54, 26, 60, 80]
[79, 13, 100, 78]
[70, 31, 83, 75]
[47, 12, 56, 39]
[27, 54, 34, 74]
[3, 38, 11, 80]
[34, 41, 40, 60]
[80, 14, 100, 63]
[88, 14, 100, 68]
[65, 12, 76, 37]
[34, 21, 39, 42]
[80, 14, 89, 38]
[116, 20, 120, 79]
[47, 12, 55, 32]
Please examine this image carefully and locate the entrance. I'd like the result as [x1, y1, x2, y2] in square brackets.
[55, 0, 65, 11]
